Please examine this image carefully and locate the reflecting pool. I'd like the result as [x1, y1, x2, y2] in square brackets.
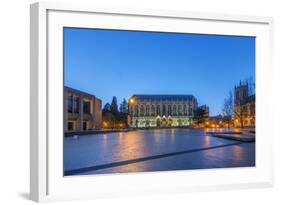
[64, 129, 255, 175]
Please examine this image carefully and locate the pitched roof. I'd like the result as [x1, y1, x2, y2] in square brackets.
[131, 94, 197, 101]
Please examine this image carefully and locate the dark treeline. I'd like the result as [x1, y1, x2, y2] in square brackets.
[102, 96, 129, 129]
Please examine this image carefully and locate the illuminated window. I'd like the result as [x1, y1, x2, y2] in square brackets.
[134, 106, 138, 117]
[183, 104, 187, 115]
[172, 105, 177, 116]
[146, 105, 150, 116]
[178, 104, 182, 115]
[130, 106, 133, 116]
[151, 105, 155, 116]
[140, 105, 144, 116]
[156, 105, 161, 115]
[168, 105, 172, 115]
[162, 104, 166, 116]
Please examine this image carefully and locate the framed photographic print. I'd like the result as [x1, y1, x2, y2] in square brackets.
[30, 2, 274, 202]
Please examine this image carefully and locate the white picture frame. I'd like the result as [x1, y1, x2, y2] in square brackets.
[30, 2, 274, 202]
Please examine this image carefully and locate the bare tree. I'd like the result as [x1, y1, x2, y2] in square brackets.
[222, 91, 234, 128]
[234, 98, 247, 128]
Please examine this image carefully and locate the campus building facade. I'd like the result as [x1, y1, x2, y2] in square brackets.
[234, 83, 255, 127]
[64, 86, 102, 132]
[128, 95, 198, 128]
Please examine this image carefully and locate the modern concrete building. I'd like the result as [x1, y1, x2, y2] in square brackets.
[128, 94, 198, 128]
[234, 83, 255, 127]
[64, 86, 102, 132]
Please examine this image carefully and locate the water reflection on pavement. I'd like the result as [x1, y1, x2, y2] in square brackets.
[64, 129, 255, 175]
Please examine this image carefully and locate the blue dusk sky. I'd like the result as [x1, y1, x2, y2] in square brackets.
[64, 28, 255, 116]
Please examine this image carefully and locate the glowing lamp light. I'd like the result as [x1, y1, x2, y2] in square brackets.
[103, 121, 108, 128]
[129, 98, 135, 104]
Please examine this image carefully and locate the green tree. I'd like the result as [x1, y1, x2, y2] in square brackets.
[110, 96, 119, 115]
[103, 103, 111, 111]
[119, 98, 128, 114]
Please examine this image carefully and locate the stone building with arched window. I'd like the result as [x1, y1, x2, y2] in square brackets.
[128, 95, 198, 128]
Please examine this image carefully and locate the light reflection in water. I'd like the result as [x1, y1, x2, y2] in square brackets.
[116, 131, 147, 172]
[64, 129, 254, 174]
[233, 128, 241, 133]
[205, 128, 241, 133]
[101, 134, 109, 152]
[204, 135, 211, 146]
[117, 132, 123, 142]
[102, 134, 108, 142]
[170, 129, 176, 143]
[232, 145, 245, 161]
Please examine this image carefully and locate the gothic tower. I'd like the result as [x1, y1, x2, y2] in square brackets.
[234, 81, 249, 106]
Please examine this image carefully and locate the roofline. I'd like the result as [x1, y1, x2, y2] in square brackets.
[130, 94, 197, 101]
[64, 86, 101, 101]
[131, 94, 196, 97]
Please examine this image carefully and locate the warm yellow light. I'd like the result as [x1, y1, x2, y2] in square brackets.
[234, 128, 241, 132]
[129, 98, 135, 104]
[103, 121, 108, 127]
